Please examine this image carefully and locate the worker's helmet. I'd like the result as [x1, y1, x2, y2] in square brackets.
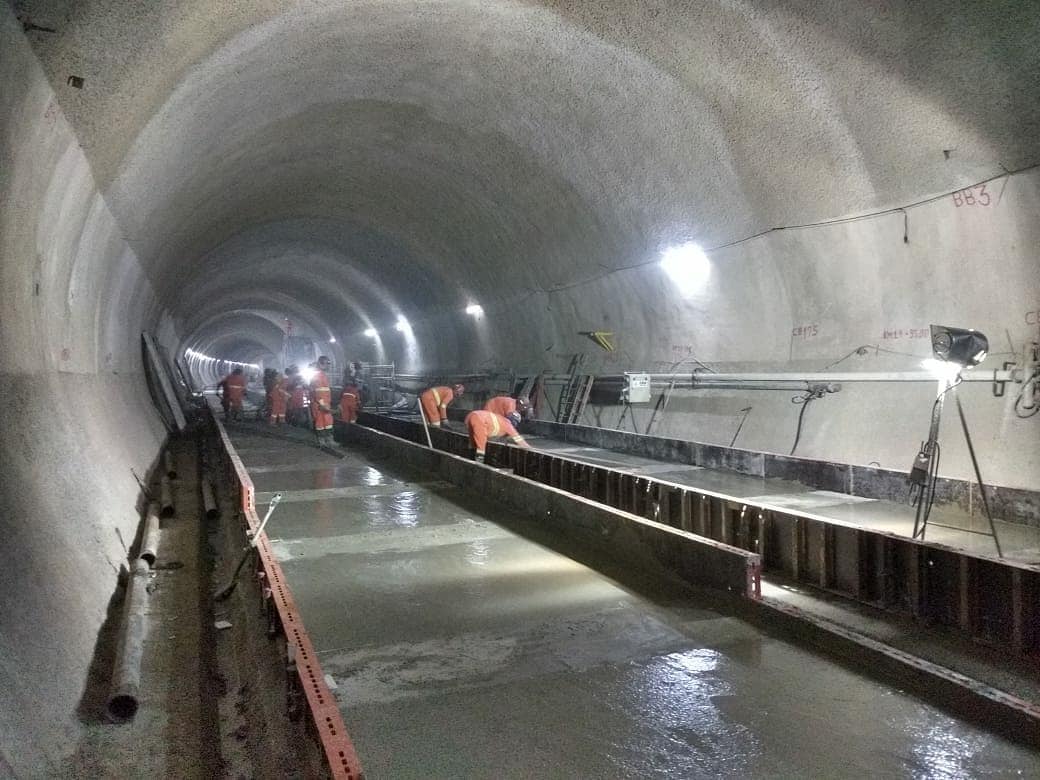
[507, 411, 521, 427]
[317, 355, 331, 368]
[516, 397, 531, 411]
[232, 367, 244, 375]
[286, 364, 298, 374]
[453, 384, 465, 396]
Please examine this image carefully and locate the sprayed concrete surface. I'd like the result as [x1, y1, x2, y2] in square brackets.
[223, 425, 1039, 778]
[524, 434, 1040, 565]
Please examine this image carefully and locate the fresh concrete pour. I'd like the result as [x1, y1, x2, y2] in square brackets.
[2, 1, 1039, 773]
[226, 426, 1035, 777]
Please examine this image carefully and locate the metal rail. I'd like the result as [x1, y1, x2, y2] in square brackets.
[211, 408, 363, 780]
[360, 413, 1038, 657]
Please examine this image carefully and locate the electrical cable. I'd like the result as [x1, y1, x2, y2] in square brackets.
[789, 387, 827, 455]
[519, 162, 1040, 297]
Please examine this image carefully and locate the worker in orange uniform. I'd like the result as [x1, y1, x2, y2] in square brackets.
[465, 410, 529, 463]
[484, 395, 530, 420]
[419, 384, 465, 428]
[339, 382, 360, 423]
[285, 366, 307, 426]
[310, 355, 335, 447]
[267, 370, 290, 425]
[219, 367, 248, 421]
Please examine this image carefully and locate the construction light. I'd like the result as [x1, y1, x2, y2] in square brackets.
[661, 241, 711, 297]
[329, 336, 336, 344]
[930, 324, 988, 367]
[465, 303, 484, 317]
[921, 358, 963, 381]
[364, 328, 378, 338]
[395, 317, 410, 333]
[300, 366, 316, 383]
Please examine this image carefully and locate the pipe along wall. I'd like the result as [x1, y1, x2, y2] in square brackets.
[1, 1, 1039, 772]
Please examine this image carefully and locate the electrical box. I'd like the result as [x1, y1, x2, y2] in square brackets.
[622, 372, 652, 404]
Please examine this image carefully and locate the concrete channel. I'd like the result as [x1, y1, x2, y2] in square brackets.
[218, 420, 1039, 778]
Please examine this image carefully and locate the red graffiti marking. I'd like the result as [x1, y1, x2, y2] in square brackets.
[881, 327, 929, 340]
[951, 184, 991, 207]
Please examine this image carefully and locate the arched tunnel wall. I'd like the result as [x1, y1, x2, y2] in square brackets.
[1, 0, 1039, 772]
[0, 10, 173, 774]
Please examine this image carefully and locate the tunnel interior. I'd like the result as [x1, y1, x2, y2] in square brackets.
[1, 0, 1039, 774]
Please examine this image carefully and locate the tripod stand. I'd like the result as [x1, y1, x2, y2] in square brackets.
[909, 377, 1002, 557]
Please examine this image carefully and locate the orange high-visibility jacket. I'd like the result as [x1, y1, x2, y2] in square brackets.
[340, 387, 360, 422]
[483, 396, 518, 417]
[268, 375, 289, 416]
[223, 374, 247, 407]
[420, 386, 455, 425]
[310, 370, 334, 431]
[465, 410, 528, 455]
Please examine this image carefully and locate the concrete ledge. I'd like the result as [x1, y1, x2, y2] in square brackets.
[347, 424, 762, 599]
[524, 419, 1040, 527]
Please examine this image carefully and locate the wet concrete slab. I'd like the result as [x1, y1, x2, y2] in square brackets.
[524, 435, 1040, 564]
[224, 424, 1040, 777]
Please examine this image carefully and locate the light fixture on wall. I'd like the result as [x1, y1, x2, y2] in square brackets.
[363, 328, 378, 338]
[465, 303, 484, 317]
[328, 336, 336, 344]
[908, 324, 1000, 554]
[660, 241, 711, 297]
[395, 317, 410, 333]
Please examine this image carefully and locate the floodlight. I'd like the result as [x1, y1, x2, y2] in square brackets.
[930, 324, 988, 367]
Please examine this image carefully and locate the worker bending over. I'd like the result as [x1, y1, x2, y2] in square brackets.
[310, 356, 335, 447]
[465, 410, 529, 463]
[484, 395, 530, 419]
[267, 370, 290, 425]
[339, 382, 360, 423]
[419, 384, 464, 428]
[219, 367, 248, 421]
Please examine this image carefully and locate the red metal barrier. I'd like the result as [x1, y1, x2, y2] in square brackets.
[212, 412, 363, 779]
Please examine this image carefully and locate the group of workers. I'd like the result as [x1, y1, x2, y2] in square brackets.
[218, 355, 361, 448]
[419, 384, 531, 462]
[220, 364, 530, 461]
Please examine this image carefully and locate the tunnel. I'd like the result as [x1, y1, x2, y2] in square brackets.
[2, 0, 1039, 775]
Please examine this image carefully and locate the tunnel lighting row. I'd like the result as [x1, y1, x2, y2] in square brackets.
[184, 348, 260, 370]
[359, 304, 483, 339]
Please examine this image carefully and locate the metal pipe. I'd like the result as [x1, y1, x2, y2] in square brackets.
[541, 369, 1018, 386]
[107, 558, 151, 722]
[201, 477, 219, 521]
[164, 450, 177, 480]
[160, 476, 174, 518]
[139, 503, 160, 566]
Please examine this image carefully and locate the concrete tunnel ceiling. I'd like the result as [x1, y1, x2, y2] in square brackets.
[18, 0, 1040, 374]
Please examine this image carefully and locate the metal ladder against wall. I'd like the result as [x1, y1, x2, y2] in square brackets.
[361, 363, 396, 410]
[556, 354, 594, 424]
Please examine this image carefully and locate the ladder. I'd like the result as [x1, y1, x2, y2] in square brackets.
[360, 363, 396, 411]
[556, 354, 594, 424]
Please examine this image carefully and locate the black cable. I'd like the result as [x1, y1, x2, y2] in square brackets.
[789, 388, 825, 455]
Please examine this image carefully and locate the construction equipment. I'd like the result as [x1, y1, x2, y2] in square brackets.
[556, 354, 594, 425]
[359, 363, 397, 411]
[215, 493, 283, 601]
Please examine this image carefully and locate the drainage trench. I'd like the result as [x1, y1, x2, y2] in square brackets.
[215, 414, 1039, 776]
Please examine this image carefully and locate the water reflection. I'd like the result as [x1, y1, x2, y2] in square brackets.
[466, 538, 490, 567]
